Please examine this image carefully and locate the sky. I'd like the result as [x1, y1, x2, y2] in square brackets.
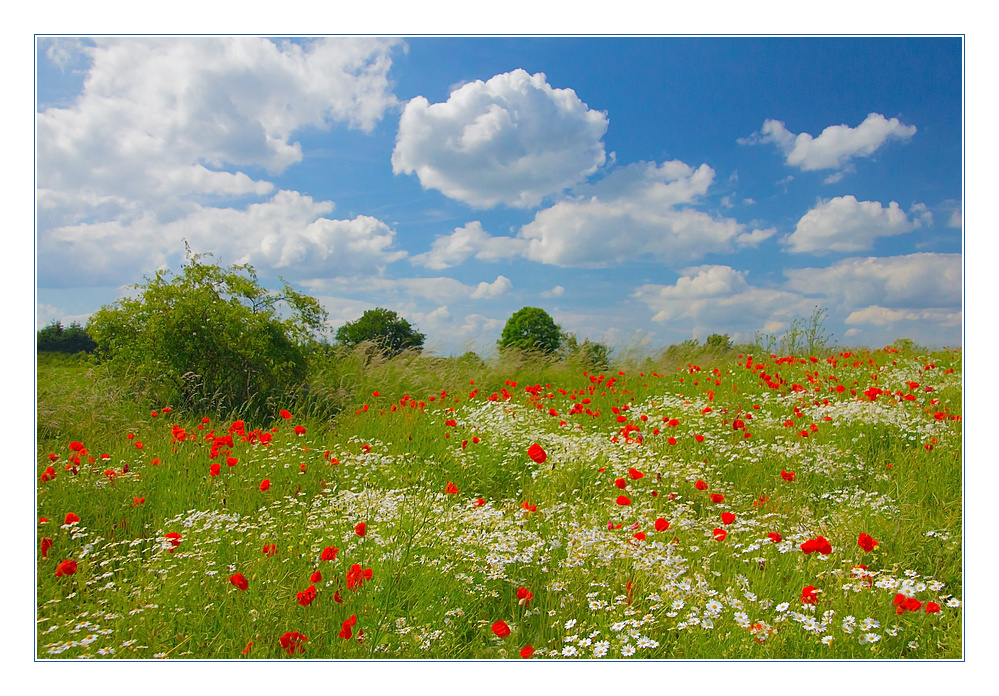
[34, 36, 963, 357]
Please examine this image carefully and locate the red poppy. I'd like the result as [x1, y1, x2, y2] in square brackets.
[165, 532, 182, 549]
[346, 563, 372, 590]
[926, 602, 941, 614]
[474, 498, 485, 507]
[801, 585, 819, 604]
[310, 570, 322, 584]
[226, 457, 238, 467]
[355, 522, 366, 537]
[230, 573, 249, 591]
[616, 495, 632, 506]
[655, 518, 669, 532]
[262, 544, 277, 557]
[694, 434, 705, 443]
[444, 481, 458, 495]
[280, 410, 292, 420]
[279, 631, 307, 655]
[297, 585, 317, 607]
[520, 501, 537, 512]
[132, 497, 145, 507]
[517, 587, 533, 606]
[209, 463, 221, 477]
[339, 615, 357, 639]
[40, 537, 53, 558]
[712, 528, 727, 541]
[55, 559, 77, 576]
[768, 532, 783, 544]
[894, 593, 924, 614]
[721, 512, 736, 525]
[241, 642, 253, 655]
[801, 537, 832, 555]
[64, 512, 80, 525]
[527, 443, 547, 464]
[858, 533, 878, 552]
[491, 620, 511, 638]
[260, 479, 270, 492]
[294, 425, 306, 436]
[627, 468, 644, 479]
[710, 493, 724, 504]
[695, 480, 708, 491]
[614, 478, 627, 489]
[69, 441, 84, 452]
[781, 470, 795, 482]
[520, 644, 535, 659]
[40, 466, 56, 482]
[634, 532, 647, 541]
[320, 546, 338, 561]
[334, 590, 343, 603]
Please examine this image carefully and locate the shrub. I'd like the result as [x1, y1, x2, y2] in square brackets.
[335, 308, 425, 358]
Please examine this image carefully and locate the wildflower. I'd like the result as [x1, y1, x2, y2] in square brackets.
[346, 564, 372, 590]
[634, 532, 646, 541]
[946, 598, 961, 608]
[781, 470, 795, 482]
[492, 620, 511, 638]
[527, 443, 547, 464]
[164, 532, 182, 550]
[710, 493, 724, 504]
[355, 522, 367, 537]
[474, 498, 485, 507]
[280, 410, 292, 419]
[41, 537, 53, 558]
[655, 518, 669, 532]
[615, 478, 627, 489]
[296, 585, 317, 607]
[209, 463, 221, 477]
[695, 480, 708, 491]
[821, 636, 834, 646]
[768, 532, 783, 544]
[294, 425, 306, 436]
[858, 533, 878, 552]
[801, 537, 832, 555]
[616, 495, 632, 506]
[320, 546, 338, 561]
[721, 512, 736, 525]
[226, 457, 238, 467]
[521, 501, 537, 512]
[801, 586, 819, 605]
[262, 544, 277, 556]
[242, 642, 253, 655]
[444, 482, 458, 495]
[230, 573, 249, 591]
[620, 644, 636, 656]
[520, 645, 535, 658]
[56, 559, 77, 577]
[517, 588, 534, 606]
[64, 513, 80, 525]
[712, 528, 727, 541]
[310, 570, 322, 583]
[628, 468, 644, 479]
[339, 615, 357, 639]
[279, 631, 307, 655]
[260, 479, 270, 492]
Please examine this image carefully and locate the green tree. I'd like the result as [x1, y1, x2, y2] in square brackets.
[704, 333, 732, 350]
[37, 320, 98, 354]
[560, 332, 610, 370]
[335, 308, 425, 358]
[86, 252, 328, 416]
[498, 307, 562, 354]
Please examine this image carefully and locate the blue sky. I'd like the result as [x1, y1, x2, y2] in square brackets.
[35, 36, 963, 356]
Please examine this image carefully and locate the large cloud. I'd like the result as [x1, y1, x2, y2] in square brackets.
[784, 195, 917, 254]
[409, 222, 526, 269]
[392, 69, 609, 209]
[742, 112, 916, 173]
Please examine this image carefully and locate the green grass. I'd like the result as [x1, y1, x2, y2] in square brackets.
[35, 345, 963, 659]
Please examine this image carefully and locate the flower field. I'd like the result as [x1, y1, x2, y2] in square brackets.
[35, 345, 963, 659]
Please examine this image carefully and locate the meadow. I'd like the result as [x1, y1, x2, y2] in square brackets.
[35, 342, 963, 660]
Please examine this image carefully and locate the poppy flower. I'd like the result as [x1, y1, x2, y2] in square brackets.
[801, 537, 832, 555]
[926, 602, 941, 614]
[339, 615, 357, 639]
[262, 544, 277, 557]
[226, 457, 238, 467]
[768, 532, 783, 544]
[616, 495, 632, 506]
[721, 512, 736, 525]
[69, 441, 84, 452]
[520, 645, 535, 659]
[894, 594, 923, 614]
[132, 497, 145, 507]
[294, 425, 306, 436]
[55, 559, 77, 576]
[491, 620, 511, 638]
[474, 498, 485, 507]
[444, 481, 458, 495]
[334, 590, 343, 603]
[310, 570, 322, 584]
[280, 410, 292, 420]
[712, 528, 727, 541]
[520, 501, 537, 512]
[781, 470, 795, 482]
[297, 585, 317, 607]
[517, 587, 533, 606]
[655, 518, 669, 532]
[41, 537, 53, 558]
[40, 466, 56, 482]
[710, 493, 724, 504]
[694, 434, 705, 443]
[614, 478, 627, 489]
[260, 479, 270, 492]
[209, 463, 221, 477]
[801, 585, 819, 604]
[241, 642, 253, 655]
[279, 631, 307, 655]
[634, 532, 647, 541]
[64, 512, 80, 525]
[346, 564, 372, 590]
[527, 443, 547, 464]
[355, 522, 366, 537]
[320, 546, 338, 561]
[628, 468, 644, 480]
[695, 480, 708, 491]
[858, 533, 879, 552]
[165, 532, 182, 550]
[230, 573, 249, 591]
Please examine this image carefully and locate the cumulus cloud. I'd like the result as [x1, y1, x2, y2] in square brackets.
[409, 222, 526, 269]
[844, 306, 962, 328]
[392, 69, 609, 209]
[742, 112, 916, 173]
[631, 265, 812, 332]
[783, 253, 961, 310]
[784, 196, 916, 254]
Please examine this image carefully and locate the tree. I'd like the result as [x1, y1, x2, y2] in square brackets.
[86, 252, 328, 416]
[335, 308, 425, 358]
[704, 333, 732, 350]
[560, 332, 610, 370]
[498, 307, 562, 354]
[37, 320, 97, 354]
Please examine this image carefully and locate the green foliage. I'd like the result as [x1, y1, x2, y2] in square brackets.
[335, 308, 425, 358]
[755, 306, 834, 356]
[37, 320, 97, 354]
[560, 333, 610, 371]
[704, 333, 732, 350]
[85, 252, 327, 417]
[498, 307, 562, 354]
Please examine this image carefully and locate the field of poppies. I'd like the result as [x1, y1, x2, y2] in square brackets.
[35, 343, 963, 660]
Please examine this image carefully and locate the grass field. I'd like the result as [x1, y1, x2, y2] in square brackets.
[35, 344, 963, 659]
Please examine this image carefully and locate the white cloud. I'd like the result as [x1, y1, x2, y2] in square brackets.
[541, 285, 565, 298]
[743, 113, 916, 173]
[470, 275, 512, 300]
[409, 222, 526, 269]
[784, 195, 916, 254]
[783, 253, 961, 309]
[844, 306, 962, 328]
[735, 227, 777, 248]
[948, 209, 963, 228]
[392, 69, 609, 209]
